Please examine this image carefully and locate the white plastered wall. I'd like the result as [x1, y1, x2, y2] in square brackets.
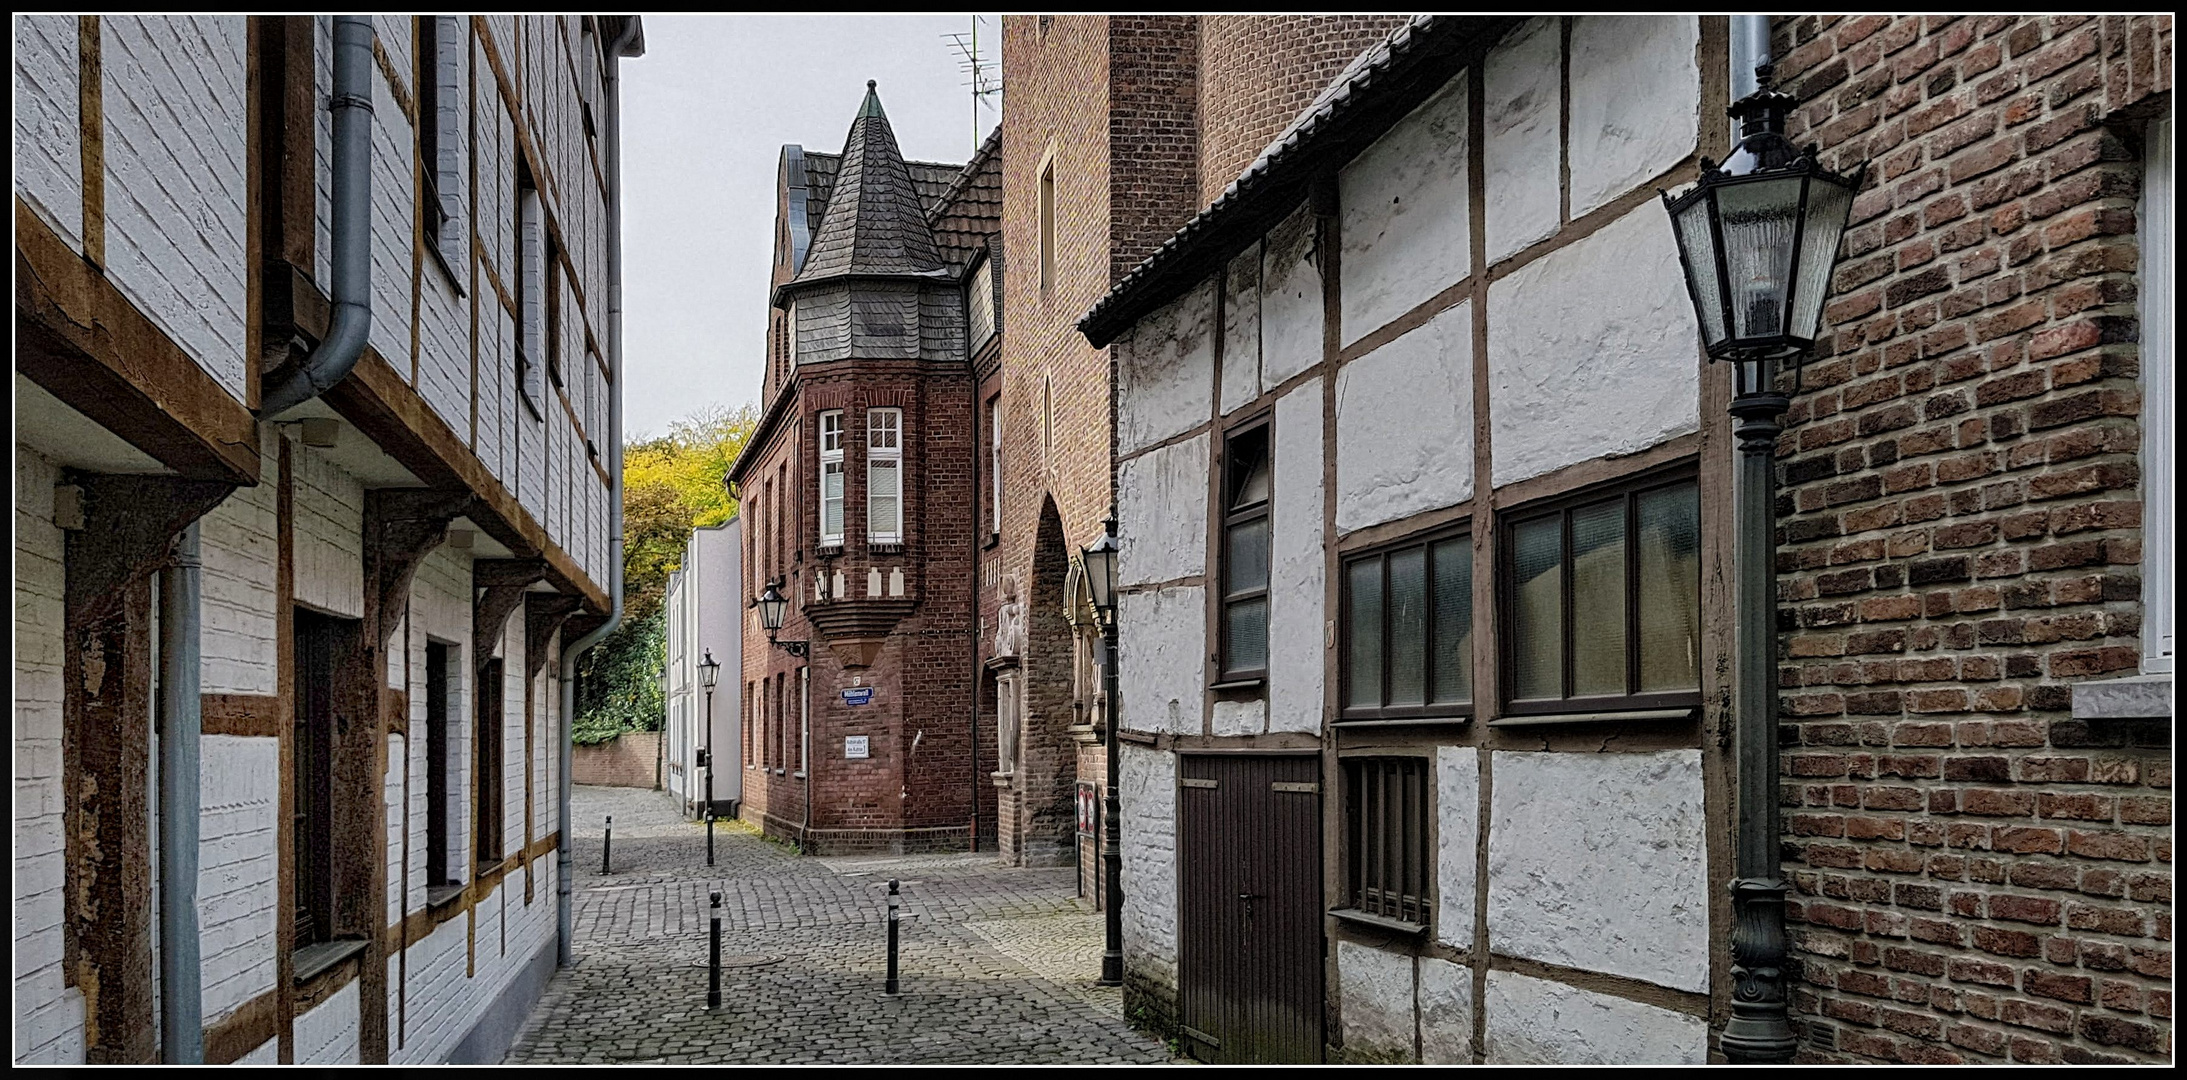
[1117, 745, 1178, 998]
[14, 13, 84, 253]
[1116, 433, 1208, 588]
[1339, 77, 1470, 347]
[1335, 300, 1474, 533]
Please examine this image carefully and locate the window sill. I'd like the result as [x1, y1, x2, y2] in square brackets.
[423, 236, 466, 297]
[2071, 673, 2172, 720]
[1334, 714, 1473, 728]
[1208, 677, 1265, 695]
[818, 542, 844, 556]
[1487, 707, 1696, 728]
[425, 883, 465, 909]
[1327, 908, 1427, 936]
[792, 771, 806, 779]
[869, 541, 904, 555]
[293, 938, 369, 983]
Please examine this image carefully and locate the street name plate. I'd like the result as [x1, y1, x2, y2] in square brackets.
[841, 686, 875, 706]
[845, 735, 870, 759]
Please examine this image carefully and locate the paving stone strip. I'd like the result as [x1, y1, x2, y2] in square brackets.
[506, 786, 1179, 1065]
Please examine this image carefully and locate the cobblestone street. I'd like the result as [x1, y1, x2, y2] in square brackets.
[506, 786, 1176, 1064]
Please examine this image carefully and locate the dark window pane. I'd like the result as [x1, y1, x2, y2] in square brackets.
[1346, 558, 1383, 709]
[1225, 597, 1268, 674]
[1511, 515, 1564, 700]
[1387, 547, 1427, 705]
[1431, 537, 1472, 704]
[1228, 426, 1270, 509]
[1638, 482, 1703, 692]
[1226, 517, 1270, 597]
[1570, 498, 1629, 697]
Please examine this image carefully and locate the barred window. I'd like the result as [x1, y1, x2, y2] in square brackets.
[1343, 757, 1429, 927]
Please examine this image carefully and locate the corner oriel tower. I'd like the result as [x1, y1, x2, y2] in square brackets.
[733, 81, 998, 854]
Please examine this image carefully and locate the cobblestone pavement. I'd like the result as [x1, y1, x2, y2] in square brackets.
[506, 786, 1177, 1064]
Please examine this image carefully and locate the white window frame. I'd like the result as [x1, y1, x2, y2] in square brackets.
[785, 300, 799, 367]
[989, 395, 1002, 537]
[868, 408, 903, 544]
[818, 410, 845, 546]
[2141, 117, 2172, 675]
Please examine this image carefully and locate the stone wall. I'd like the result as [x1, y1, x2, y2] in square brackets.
[1770, 14, 2173, 1065]
[572, 732, 661, 790]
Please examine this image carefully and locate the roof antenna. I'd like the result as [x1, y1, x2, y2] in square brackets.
[943, 15, 1002, 153]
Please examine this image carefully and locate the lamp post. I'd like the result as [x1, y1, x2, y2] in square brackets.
[699, 649, 721, 865]
[753, 579, 808, 658]
[1662, 62, 1863, 1065]
[1081, 515, 1123, 988]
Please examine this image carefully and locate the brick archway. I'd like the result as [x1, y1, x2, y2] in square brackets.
[1001, 497, 1079, 866]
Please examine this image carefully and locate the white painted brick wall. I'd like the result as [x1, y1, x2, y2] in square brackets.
[1116, 279, 1216, 456]
[292, 439, 365, 619]
[235, 1037, 279, 1063]
[368, 52, 414, 374]
[14, 448, 87, 1065]
[1267, 378, 1325, 734]
[13, 13, 84, 254]
[1116, 433, 1208, 588]
[1340, 76, 1470, 347]
[294, 978, 360, 1064]
[100, 15, 249, 403]
[198, 734, 278, 1024]
[1487, 204, 1698, 488]
[1118, 745, 1177, 994]
[1335, 300, 1474, 533]
[1117, 586, 1205, 735]
[199, 427, 281, 695]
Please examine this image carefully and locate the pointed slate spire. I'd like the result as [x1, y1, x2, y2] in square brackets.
[789, 80, 947, 288]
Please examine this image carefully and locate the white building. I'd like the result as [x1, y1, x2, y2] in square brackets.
[664, 519, 744, 819]
[14, 14, 640, 1065]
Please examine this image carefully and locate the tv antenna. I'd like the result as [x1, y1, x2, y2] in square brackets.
[943, 15, 1002, 153]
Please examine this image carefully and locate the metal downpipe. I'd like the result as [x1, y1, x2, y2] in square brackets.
[261, 15, 375, 419]
[560, 15, 642, 967]
[158, 521, 205, 1063]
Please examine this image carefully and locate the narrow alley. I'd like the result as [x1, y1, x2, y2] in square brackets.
[505, 787, 1175, 1064]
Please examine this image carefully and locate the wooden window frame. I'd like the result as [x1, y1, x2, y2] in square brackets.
[1337, 524, 1474, 723]
[1497, 463, 1704, 718]
[292, 608, 344, 950]
[474, 656, 505, 870]
[1341, 756, 1430, 928]
[424, 640, 458, 892]
[1215, 414, 1272, 684]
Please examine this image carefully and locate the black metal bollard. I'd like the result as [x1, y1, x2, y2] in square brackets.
[884, 879, 900, 995]
[602, 815, 612, 875]
[707, 890, 722, 1010]
[706, 807, 716, 867]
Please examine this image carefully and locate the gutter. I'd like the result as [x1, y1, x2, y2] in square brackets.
[560, 13, 644, 967]
[261, 15, 375, 418]
[158, 522, 205, 1063]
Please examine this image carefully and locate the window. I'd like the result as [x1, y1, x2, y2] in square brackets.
[475, 657, 505, 867]
[797, 667, 810, 774]
[1343, 757, 1429, 927]
[774, 672, 788, 773]
[1218, 420, 1272, 681]
[424, 641, 458, 895]
[1039, 160, 1056, 289]
[586, 354, 604, 458]
[1342, 530, 1472, 720]
[516, 175, 545, 417]
[293, 609, 347, 949]
[819, 410, 845, 545]
[968, 258, 996, 351]
[1501, 473, 1701, 716]
[987, 394, 1002, 539]
[416, 15, 463, 270]
[868, 408, 902, 543]
[1041, 376, 1054, 466]
[785, 300, 799, 367]
[2141, 117, 2172, 675]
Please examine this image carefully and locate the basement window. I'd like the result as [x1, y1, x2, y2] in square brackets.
[1339, 757, 1430, 931]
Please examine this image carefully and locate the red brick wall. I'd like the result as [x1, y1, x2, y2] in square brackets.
[1196, 15, 1413, 207]
[1770, 14, 2173, 1065]
[1107, 15, 1201, 282]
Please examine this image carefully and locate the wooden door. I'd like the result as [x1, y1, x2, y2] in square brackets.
[1178, 754, 1324, 1063]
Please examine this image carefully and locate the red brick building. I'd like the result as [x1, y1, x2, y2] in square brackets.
[988, 15, 1415, 890]
[729, 83, 1000, 853]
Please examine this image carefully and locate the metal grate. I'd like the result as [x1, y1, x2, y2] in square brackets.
[1345, 758, 1428, 924]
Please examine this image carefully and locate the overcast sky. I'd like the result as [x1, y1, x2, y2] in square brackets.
[619, 14, 1001, 440]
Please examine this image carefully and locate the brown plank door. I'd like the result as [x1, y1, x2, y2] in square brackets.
[1177, 754, 1324, 1064]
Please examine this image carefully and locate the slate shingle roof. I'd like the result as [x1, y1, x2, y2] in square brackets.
[788, 82, 950, 291]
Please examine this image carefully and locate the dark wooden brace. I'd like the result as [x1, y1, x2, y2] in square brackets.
[472, 558, 549, 672]
[61, 473, 235, 1064]
[524, 593, 585, 683]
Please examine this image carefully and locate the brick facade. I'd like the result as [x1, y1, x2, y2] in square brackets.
[1196, 15, 1414, 207]
[1770, 15, 2173, 1065]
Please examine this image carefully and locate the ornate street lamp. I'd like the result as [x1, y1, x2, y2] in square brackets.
[1082, 515, 1123, 988]
[1662, 63, 1863, 1066]
[753, 579, 809, 658]
[699, 649, 721, 864]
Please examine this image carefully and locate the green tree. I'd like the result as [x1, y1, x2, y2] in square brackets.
[576, 402, 756, 739]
